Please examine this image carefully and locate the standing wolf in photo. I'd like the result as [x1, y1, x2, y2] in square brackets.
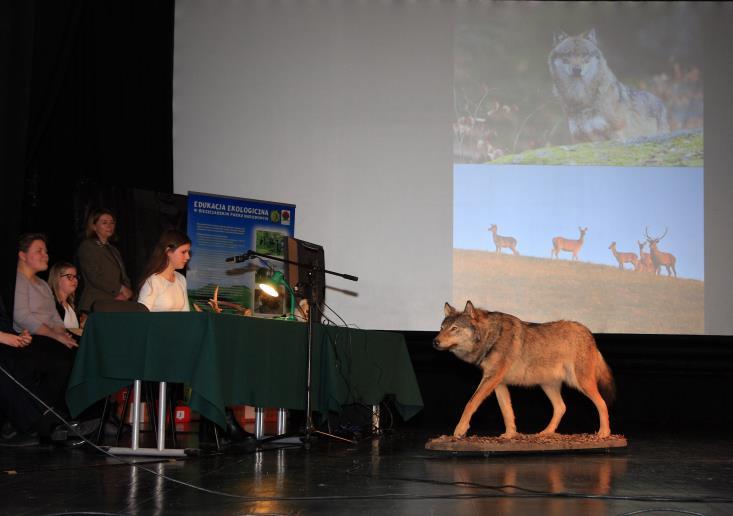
[549, 28, 669, 143]
[434, 301, 615, 438]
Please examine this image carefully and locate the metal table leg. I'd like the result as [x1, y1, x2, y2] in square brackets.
[106, 380, 190, 457]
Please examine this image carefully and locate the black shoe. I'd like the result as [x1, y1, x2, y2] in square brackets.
[1, 420, 18, 440]
[225, 409, 255, 442]
[0, 431, 40, 447]
[53, 437, 87, 448]
[51, 418, 101, 442]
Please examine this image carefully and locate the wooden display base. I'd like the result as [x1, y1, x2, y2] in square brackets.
[426, 433, 627, 453]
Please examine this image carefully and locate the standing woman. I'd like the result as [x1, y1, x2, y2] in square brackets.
[48, 262, 83, 332]
[77, 208, 133, 314]
[137, 230, 191, 312]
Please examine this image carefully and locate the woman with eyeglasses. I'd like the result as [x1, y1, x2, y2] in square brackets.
[77, 208, 133, 314]
[48, 262, 84, 332]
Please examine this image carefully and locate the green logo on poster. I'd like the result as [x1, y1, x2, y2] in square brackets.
[270, 211, 280, 223]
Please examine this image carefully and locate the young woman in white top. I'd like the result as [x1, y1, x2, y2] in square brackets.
[137, 229, 191, 312]
[48, 261, 82, 331]
[137, 229, 254, 443]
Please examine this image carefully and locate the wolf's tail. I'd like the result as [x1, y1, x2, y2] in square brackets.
[596, 352, 616, 405]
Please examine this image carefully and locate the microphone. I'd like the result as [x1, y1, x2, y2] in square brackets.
[225, 251, 252, 263]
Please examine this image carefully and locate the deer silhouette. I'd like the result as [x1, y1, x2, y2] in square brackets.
[551, 227, 588, 260]
[608, 242, 638, 270]
[645, 227, 677, 277]
[636, 240, 654, 273]
[488, 224, 519, 255]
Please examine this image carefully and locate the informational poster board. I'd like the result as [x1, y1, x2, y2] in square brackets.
[186, 191, 295, 317]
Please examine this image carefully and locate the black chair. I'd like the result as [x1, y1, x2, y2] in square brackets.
[90, 300, 178, 447]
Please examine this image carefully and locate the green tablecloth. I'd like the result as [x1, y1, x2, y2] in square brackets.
[66, 312, 423, 428]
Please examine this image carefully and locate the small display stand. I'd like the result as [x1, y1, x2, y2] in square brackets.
[426, 433, 627, 453]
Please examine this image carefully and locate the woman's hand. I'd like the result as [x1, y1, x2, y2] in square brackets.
[0, 330, 32, 348]
[116, 285, 133, 301]
[53, 329, 78, 349]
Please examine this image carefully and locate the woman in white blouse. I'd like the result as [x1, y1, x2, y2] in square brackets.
[137, 229, 254, 444]
[48, 261, 83, 331]
[137, 230, 191, 312]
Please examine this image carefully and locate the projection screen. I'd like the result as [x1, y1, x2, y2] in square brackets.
[173, 1, 733, 335]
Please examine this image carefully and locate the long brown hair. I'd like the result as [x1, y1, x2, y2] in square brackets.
[48, 261, 77, 306]
[137, 229, 191, 293]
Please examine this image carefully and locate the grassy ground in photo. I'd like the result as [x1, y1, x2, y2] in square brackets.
[453, 249, 704, 334]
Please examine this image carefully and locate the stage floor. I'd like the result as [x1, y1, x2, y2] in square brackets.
[1, 425, 731, 515]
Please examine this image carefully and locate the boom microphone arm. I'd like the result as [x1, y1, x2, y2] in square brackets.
[225, 249, 358, 282]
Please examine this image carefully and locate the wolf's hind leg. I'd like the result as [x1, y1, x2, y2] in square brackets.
[577, 377, 611, 438]
[495, 383, 516, 438]
[538, 383, 566, 435]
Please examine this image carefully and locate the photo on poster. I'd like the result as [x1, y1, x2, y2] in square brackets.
[256, 229, 287, 257]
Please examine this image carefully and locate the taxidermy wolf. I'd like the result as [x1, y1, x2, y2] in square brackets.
[434, 301, 615, 438]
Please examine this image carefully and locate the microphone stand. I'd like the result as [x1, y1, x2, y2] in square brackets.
[228, 249, 358, 448]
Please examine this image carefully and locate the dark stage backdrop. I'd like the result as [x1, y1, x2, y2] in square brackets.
[0, 0, 175, 306]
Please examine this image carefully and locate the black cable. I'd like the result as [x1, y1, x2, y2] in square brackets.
[320, 301, 402, 435]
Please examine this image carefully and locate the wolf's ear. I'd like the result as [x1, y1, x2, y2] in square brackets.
[584, 28, 597, 44]
[444, 302, 457, 317]
[464, 300, 476, 317]
[553, 31, 568, 46]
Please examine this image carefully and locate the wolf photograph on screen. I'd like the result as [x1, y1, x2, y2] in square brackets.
[433, 301, 614, 439]
[453, 3, 703, 166]
[548, 28, 668, 144]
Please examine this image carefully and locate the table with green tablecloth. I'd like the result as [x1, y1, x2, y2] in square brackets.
[66, 312, 423, 429]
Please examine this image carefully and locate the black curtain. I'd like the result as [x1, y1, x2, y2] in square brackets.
[0, 0, 175, 306]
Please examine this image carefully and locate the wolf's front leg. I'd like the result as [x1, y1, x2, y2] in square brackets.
[453, 374, 502, 438]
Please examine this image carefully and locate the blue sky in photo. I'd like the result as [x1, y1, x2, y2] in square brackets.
[454, 164, 704, 280]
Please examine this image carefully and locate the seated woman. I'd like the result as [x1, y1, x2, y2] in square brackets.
[48, 261, 84, 333]
[137, 229, 192, 312]
[137, 229, 253, 444]
[77, 208, 133, 314]
[1, 295, 96, 446]
[14, 234, 77, 350]
[0, 295, 38, 446]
